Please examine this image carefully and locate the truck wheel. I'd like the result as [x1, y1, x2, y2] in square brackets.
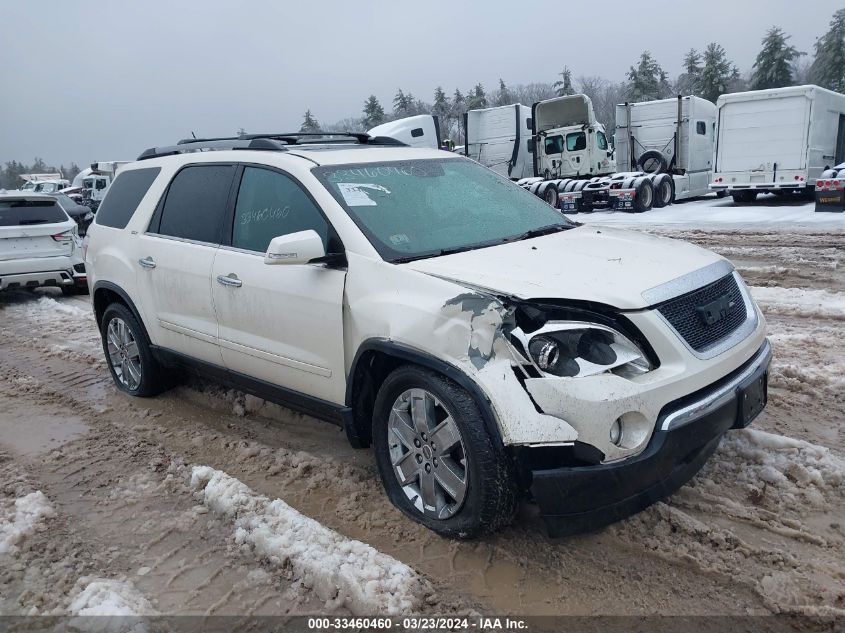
[100, 303, 172, 397]
[538, 182, 558, 207]
[632, 179, 654, 213]
[372, 366, 517, 539]
[637, 150, 668, 174]
[731, 190, 757, 204]
[652, 175, 674, 208]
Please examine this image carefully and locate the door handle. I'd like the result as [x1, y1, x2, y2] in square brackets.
[216, 273, 242, 288]
[138, 257, 156, 269]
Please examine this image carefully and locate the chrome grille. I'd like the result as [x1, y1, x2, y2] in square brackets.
[656, 274, 747, 352]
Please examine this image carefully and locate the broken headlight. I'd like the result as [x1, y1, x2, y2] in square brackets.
[513, 322, 652, 379]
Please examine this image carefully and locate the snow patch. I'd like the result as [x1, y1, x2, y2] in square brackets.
[699, 428, 844, 513]
[189, 465, 430, 615]
[750, 286, 845, 320]
[28, 296, 90, 319]
[0, 491, 55, 554]
[69, 578, 157, 616]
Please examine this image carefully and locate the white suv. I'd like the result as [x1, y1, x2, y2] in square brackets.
[0, 192, 87, 294]
[85, 133, 771, 538]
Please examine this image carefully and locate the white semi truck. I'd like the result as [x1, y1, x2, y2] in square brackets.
[710, 85, 845, 203]
[465, 94, 718, 213]
[615, 95, 717, 201]
[80, 161, 131, 210]
[367, 114, 443, 149]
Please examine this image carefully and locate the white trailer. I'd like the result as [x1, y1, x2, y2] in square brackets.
[464, 104, 534, 180]
[615, 95, 717, 201]
[367, 115, 442, 149]
[710, 85, 845, 202]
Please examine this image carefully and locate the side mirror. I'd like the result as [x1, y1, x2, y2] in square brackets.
[264, 230, 325, 265]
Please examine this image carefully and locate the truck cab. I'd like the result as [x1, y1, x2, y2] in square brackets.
[533, 95, 616, 179]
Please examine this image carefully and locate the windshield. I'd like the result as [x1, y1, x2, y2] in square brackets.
[314, 158, 573, 262]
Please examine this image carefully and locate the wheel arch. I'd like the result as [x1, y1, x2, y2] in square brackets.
[345, 339, 504, 451]
[92, 281, 150, 342]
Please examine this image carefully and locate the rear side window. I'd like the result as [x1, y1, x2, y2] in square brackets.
[96, 167, 160, 229]
[157, 165, 235, 244]
[410, 127, 424, 138]
[696, 121, 707, 135]
[0, 200, 67, 226]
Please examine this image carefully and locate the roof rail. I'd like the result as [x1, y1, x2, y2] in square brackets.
[137, 132, 407, 161]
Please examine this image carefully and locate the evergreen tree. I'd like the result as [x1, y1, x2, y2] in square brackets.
[493, 78, 513, 106]
[553, 67, 575, 97]
[809, 8, 845, 92]
[432, 86, 449, 117]
[393, 89, 416, 115]
[751, 27, 803, 90]
[299, 109, 320, 133]
[362, 95, 385, 128]
[678, 49, 703, 96]
[700, 43, 738, 103]
[466, 83, 487, 109]
[626, 51, 670, 101]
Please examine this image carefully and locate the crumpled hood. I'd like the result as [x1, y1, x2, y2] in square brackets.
[402, 226, 727, 310]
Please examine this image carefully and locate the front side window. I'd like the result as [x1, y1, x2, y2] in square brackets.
[156, 164, 235, 243]
[596, 131, 608, 150]
[544, 135, 564, 155]
[315, 159, 573, 262]
[566, 132, 586, 151]
[232, 167, 329, 253]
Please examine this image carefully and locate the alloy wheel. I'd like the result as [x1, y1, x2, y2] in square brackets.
[387, 388, 468, 519]
[106, 317, 142, 390]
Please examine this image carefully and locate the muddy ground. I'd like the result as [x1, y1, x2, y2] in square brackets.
[0, 226, 843, 620]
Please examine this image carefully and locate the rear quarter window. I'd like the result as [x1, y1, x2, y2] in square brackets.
[96, 167, 161, 229]
[0, 200, 68, 226]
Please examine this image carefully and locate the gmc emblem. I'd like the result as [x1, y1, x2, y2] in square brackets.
[696, 293, 735, 326]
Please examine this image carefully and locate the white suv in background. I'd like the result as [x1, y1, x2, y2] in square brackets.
[85, 133, 771, 538]
[0, 192, 87, 294]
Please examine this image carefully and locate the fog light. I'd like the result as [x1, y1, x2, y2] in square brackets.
[609, 418, 623, 446]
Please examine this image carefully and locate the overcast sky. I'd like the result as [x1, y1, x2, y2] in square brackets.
[0, 0, 831, 167]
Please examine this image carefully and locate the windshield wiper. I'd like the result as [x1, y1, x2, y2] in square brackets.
[392, 244, 480, 263]
[505, 223, 570, 243]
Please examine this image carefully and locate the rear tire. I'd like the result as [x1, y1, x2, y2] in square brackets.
[100, 303, 171, 397]
[631, 178, 654, 213]
[538, 181, 558, 208]
[372, 365, 517, 539]
[731, 190, 758, 204]
[652, 175, 674, 208]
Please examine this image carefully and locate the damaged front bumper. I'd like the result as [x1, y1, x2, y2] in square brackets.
[529, 338, 771, 538]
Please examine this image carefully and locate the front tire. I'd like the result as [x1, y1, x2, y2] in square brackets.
[100, 303, 171, 397]
[372, 366, 517, 539]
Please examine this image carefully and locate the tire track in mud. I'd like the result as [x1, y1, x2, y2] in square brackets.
[0, 297, 776, 616]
